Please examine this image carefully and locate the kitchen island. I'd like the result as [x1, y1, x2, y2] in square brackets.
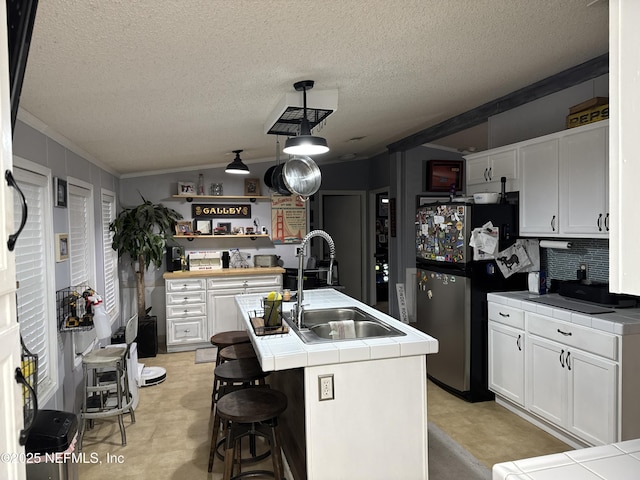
[236, 288, 439, 480]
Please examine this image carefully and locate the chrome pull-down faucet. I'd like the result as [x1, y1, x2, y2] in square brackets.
[295, 230, 336, 328]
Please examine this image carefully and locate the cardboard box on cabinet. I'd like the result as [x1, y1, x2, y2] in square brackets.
[566, 102, 609, 129]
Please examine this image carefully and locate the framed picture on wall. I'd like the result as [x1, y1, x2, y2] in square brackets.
[55, 233, 69, 262]
[244, 178, 261, 196]
[54, 177, 67, 207]
[175, 220, 194, 235]
[194, 219, 212, 235]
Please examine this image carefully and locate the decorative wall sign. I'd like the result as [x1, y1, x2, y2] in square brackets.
[271, 196, 306, 244]
[191, 203, 251, 219]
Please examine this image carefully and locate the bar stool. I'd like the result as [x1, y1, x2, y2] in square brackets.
[219, 343, 257, 362]
[210, 331, 251, 409]
[208, 359, 270, 472]
[79, 314, 138, 450]
[216, 388, 287, 480]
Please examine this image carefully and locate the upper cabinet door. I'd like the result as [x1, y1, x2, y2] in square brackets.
[559, 126, 608, 236]
[465, 154, 490, 186]
[519, 138, 560, 236]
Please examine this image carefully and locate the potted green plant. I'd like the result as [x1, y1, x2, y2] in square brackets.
[110, 196, 183, 320]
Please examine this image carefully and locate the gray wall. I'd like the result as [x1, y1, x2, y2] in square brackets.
[13, 119, 120, 413]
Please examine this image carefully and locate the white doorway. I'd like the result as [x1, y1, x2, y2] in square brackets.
[318, 191, 367, 302]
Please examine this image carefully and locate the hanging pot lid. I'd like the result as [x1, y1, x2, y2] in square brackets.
[282, 155, 321, 197]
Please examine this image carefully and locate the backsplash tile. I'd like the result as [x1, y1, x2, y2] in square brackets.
[542, 238, 609, 283]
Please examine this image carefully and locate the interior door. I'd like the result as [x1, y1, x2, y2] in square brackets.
[320, 192, 366, 302]
[0, 3, 25, 477]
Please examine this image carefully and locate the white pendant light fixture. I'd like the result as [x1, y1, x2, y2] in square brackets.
[225, 149, 250, 174]
[283, 80, 330, 156]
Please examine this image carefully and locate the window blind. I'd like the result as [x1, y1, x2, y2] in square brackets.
[68, 183, 94, 287]
[101, 190, 119, 317]
[13, 167, 55, 400]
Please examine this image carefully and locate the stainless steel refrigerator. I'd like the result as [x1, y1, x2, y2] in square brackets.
[415, 201, 524, 401]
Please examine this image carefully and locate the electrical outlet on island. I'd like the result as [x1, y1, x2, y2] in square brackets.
[318, 374, 334, 401]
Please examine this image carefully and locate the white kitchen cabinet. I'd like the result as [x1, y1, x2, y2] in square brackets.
[165, 271, 283, 352]
[519, 121, 609, 238]
[489, 322, 525, 407]
[526, 312, 618, 446]
[488, 302, 526, 407]
[559, 125, 609, 236]
[206, 274, 282, 337]
[464, 147, 518, 195]
[165, 278, 208, 352]
[519, 138, 560, 235]
[208, 288, 243, 334]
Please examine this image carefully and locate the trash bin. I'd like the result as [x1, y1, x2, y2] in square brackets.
[25, 410, 78, 480]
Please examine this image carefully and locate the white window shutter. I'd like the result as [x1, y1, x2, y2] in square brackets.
[68, 183, 95, 288]
[13, 164, 57, 404]
[101, 190, 119, 317]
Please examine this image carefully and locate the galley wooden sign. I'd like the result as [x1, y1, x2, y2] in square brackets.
[191, 203, 251, 219]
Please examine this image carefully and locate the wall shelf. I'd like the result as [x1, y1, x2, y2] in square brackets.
[175, 234, 270, 242]
[172, 194, 270, 203]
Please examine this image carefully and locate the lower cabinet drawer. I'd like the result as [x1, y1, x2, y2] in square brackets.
[166, 278, 207, 292]
[166, 291, 207, 305]
[207, 274, 282, 290]
[489, 302, 525, 329]
[526, 312, 618, 361]
[167, 303, 207, 317]
[167, 317, 207, 343]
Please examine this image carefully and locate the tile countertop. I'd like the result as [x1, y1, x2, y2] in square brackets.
[163, 266, 285, 279]
[236, 288, 439, 372]
[493, 438, 640, 480]
[487, 291, 640, 335]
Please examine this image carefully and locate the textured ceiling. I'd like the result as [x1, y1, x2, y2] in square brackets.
[18, 0, 609, 176]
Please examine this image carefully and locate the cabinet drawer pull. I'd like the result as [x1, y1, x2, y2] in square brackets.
[557, 328, 572, 336]
[566, 351, 571, 371]
[551, 215, 557, 231]
[183, 329, 190, 333]
[499, 312, 510, 317]
[484, 168, 488, 181]
[516, 334, 522, 351]
[597, 213, 603, 231]
[487, 167, 492, 181]
[560, 349, 565, 367]
[605, 212, 609, 231]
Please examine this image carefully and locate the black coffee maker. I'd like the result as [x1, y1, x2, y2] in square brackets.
[166, 246, 183, 272]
